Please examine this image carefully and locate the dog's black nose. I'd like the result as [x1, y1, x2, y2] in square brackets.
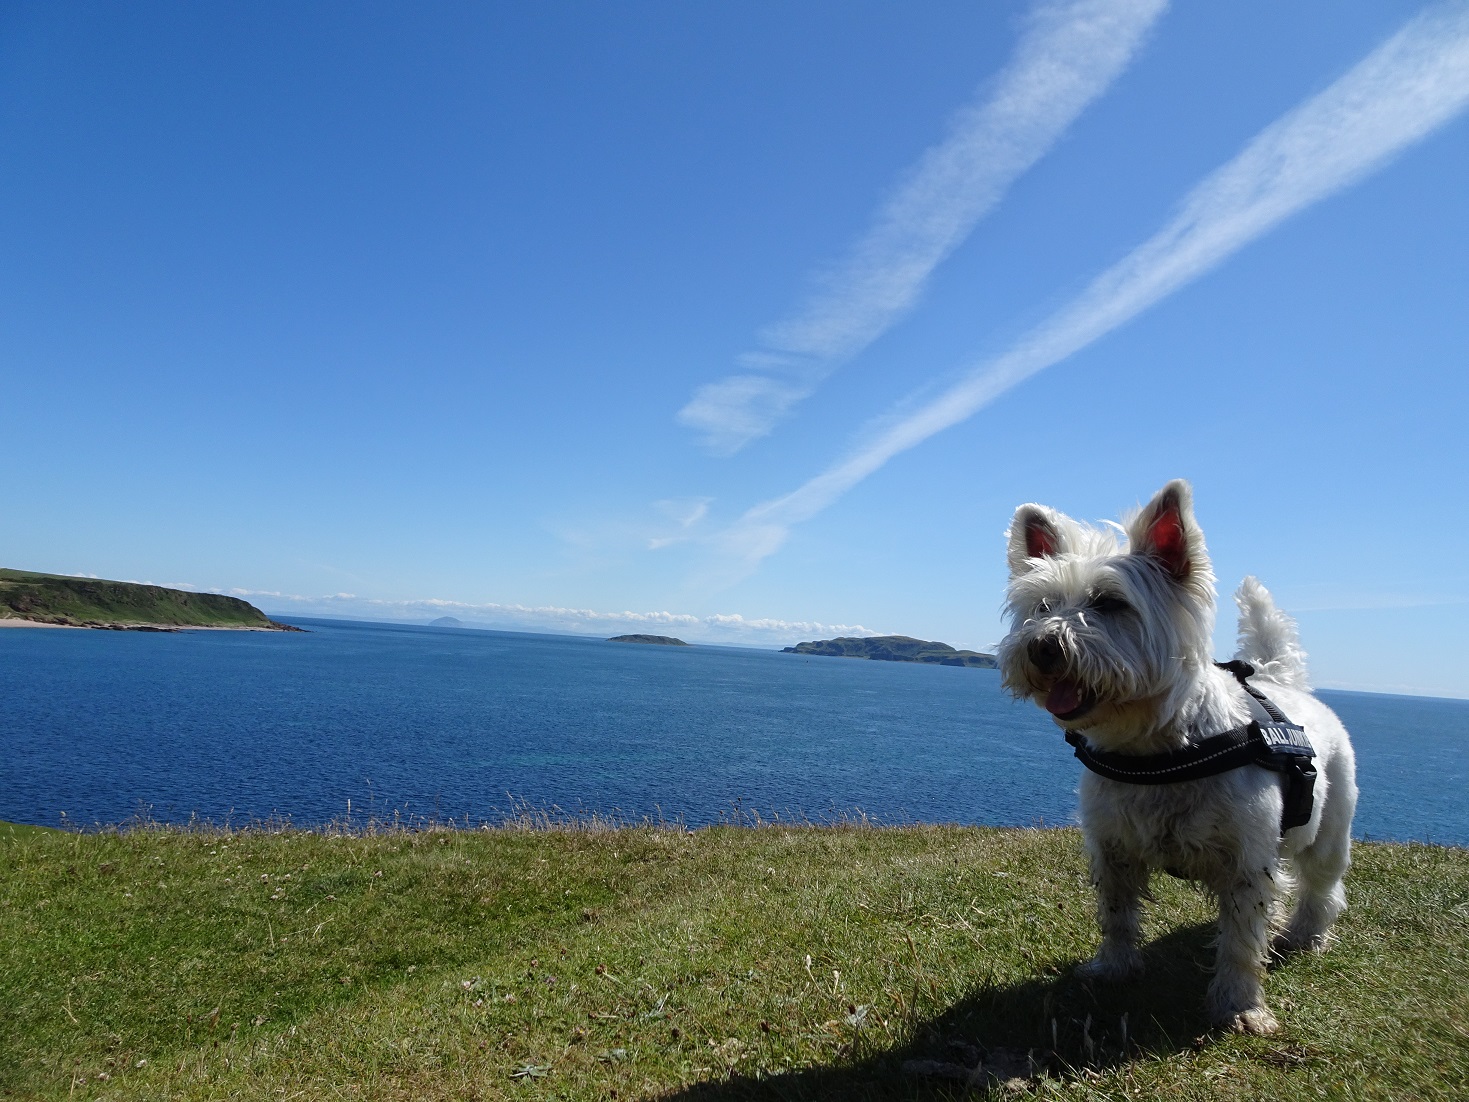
[1029, 636, 1064, 674]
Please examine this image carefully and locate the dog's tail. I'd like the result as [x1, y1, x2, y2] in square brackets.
[1233, 576, 1309, 688]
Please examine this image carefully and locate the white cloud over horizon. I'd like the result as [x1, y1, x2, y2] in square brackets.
[223, 587, 885, 646]
[677, 0, 1169, 455]
[713, 0, 1469, 575]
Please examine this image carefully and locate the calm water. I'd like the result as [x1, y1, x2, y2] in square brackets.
[2, 617, 1465, 843]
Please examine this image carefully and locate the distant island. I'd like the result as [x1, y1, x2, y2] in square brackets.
[782, 635, 997, 668]
[0, 568, 300, 631]
[608, 634, 688, 646]
[429, 616, 465, 628]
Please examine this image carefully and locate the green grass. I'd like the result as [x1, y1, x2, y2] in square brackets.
[2, 821, 1465, 1100]
[0, 568, 285, 629]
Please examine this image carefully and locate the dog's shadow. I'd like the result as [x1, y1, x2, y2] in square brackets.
[661, 923, 1219, 1101]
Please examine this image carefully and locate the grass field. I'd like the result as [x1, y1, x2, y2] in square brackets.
[2, 820, 1465, 1100]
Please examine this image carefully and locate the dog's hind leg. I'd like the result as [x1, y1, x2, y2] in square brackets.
[1277, 847, 1348, 953]
[1208, 863, 1280, 1035]
[1077, 842, 1147, 981]
[1278, 781, 1355, 953]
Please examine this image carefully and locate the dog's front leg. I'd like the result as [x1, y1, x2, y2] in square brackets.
[1077, 841, 1146, 981]
[1208, 867, 1280, 1035]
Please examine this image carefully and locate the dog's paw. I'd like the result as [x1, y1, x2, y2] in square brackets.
[1076, 947, 1144, 982]
[1207, 977, 1278, 1034]
[1219, 1006, 1280, 1036]
[1271, 930, 1332, 958]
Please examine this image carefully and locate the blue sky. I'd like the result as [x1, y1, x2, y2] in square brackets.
[4, 1, 1468, 698]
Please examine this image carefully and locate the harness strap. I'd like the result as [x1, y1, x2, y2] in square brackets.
[1219, 659, 1291, 722]
[1063, 727, 1261, 783]
[1063, 661, 1318, 832]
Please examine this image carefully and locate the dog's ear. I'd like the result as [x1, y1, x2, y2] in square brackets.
[1128, 480, 1205, 581]
[1007, 504, 1069, 575]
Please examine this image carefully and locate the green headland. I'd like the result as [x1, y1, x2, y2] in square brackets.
[783, 634, 998, 668]
[0, 567, 298, 631]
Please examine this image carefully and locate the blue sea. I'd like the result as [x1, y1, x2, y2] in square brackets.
[2, 617, 1465, 844]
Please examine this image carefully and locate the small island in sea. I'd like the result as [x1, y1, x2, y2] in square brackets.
[429, 616, 465, 628]
[608, 634, 689, 646]
[0, 567, 300, 631]
[782, 634, 997, 668]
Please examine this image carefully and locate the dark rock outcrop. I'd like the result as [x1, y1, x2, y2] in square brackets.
[781, 635, 997, 668]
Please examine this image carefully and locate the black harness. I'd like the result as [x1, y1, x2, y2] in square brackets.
[1063, 660, 1318, 832]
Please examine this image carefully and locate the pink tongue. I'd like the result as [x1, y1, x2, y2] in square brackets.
[1045, 678, 1084, 716]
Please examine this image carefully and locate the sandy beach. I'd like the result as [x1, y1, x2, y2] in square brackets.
[0, 616, 290, 631]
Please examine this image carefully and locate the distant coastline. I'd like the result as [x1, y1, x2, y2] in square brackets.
[782, 635, 997, 669]
[608, 634, 689, 646]
[0, 568, 300, 632]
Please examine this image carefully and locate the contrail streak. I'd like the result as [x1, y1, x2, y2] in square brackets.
[678, 0, 1169, 455]
[727, 0, 1469, 568]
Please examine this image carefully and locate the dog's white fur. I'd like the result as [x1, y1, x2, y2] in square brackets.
[996, 480, 1357, 1035]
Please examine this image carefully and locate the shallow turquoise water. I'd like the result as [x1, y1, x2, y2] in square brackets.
[1, 617, 1463, 843]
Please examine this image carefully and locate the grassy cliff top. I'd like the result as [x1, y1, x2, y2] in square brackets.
[0, 567, 292, 630]
[2, 821, 1462, 1100]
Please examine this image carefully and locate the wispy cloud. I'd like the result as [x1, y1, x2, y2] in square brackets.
[226, 588, 880, 646]
[1315, 678, 1468, 700]
[1288, 595, 1469, 613]
[647, 496, 714, 549]
[678, 0, 1169, 454]
[718, 1, 1469, 572]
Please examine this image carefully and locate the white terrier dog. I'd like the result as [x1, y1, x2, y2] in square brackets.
[997, 480, 1356, 1035]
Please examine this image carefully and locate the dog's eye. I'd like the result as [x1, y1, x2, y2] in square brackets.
[1037, 598, 1054, 615]
[1089, 594, 1129, 614]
